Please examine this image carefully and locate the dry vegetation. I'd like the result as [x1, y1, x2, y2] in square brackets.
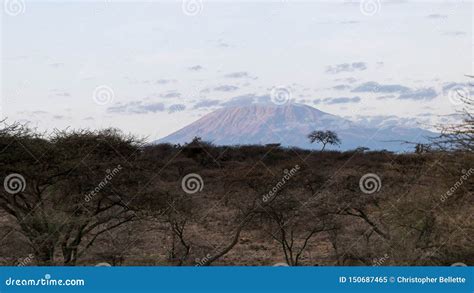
[0, 90, 472, 266]
[0, 125, 472, 266]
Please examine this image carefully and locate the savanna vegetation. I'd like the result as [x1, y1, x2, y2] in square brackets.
[0, 93, 472, 266]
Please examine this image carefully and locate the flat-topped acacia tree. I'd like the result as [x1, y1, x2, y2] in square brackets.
[307, 130, 341, 151]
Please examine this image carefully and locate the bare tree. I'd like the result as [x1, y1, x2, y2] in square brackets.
[151, 180, 259, 266]
[0, 125, 143, 265]
[247, 167, 336, 266]
[264, 209, 334, 266]
[162, 193, 192, 266]
[201, 212, 255, 266]
[433, 77, 473, 151]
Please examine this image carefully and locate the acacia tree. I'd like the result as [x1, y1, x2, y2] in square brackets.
[263, 202, 335, 266]
[245, 166, 336, 266]
[161, 200, 256, 266]
[307, 130, 341, 151]
[143, 167, 260, 266]
[159, 192, 192, 266]
[433, 77, 473, 151]
[0, 124, 144, 265]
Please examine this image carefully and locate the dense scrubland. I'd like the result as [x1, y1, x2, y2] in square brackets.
[0, 122, 472, 266]
[0, 88, 472, 266]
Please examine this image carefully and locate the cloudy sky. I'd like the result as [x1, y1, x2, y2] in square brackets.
[1, 0, 472, 141]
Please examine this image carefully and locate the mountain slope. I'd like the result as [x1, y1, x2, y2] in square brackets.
[155, 104, 435, 151]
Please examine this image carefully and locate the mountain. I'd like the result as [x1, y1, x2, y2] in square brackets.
[155, 103, 435, 151]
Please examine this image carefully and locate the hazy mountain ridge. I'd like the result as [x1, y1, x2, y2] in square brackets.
[156, 104, 435, 151]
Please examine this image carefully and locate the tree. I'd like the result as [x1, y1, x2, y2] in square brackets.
[0, 124, 144, 265]
[145, 177, 258, 266]
[263, 204, 334, 266]
[245, 166, 336, 266]
[164, 194, 192, 266]
[433, 76, 473, 151]
[307, 130, 341, 151]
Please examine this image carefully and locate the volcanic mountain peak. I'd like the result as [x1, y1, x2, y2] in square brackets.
[156, 103, 433, 151]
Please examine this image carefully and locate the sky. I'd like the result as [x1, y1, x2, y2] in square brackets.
[1, 0, 473, 141]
